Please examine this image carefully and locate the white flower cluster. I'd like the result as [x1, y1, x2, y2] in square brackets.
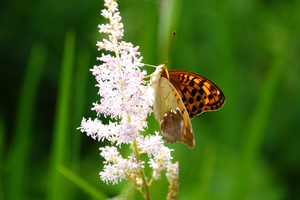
[99, 146, 144, 185]
[80, 0, 152, 146]
[78, 0, 179, 189]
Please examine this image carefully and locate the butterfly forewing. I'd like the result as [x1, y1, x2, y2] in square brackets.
[154, 77, 195, 148]
[162, 70, 225, 119]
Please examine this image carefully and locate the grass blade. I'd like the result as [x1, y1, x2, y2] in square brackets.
[6, 42, 47, 200]
[47, 29, 76, 200]
[57, 164, 108, 200]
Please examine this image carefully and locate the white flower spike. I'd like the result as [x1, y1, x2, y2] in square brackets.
[78, 0, 179, 199]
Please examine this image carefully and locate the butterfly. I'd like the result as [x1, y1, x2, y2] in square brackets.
[150, 63, 225, 148]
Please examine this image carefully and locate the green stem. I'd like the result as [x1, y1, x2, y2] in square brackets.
[133, 139, 151, 200]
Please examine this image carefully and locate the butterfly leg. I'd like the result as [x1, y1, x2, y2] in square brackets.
[141, 84, 151, 96]
[143, 75, 152, 79]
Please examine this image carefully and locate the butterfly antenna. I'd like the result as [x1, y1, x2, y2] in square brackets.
[165, 31, 176, 66]
[143, 63, 157, 68]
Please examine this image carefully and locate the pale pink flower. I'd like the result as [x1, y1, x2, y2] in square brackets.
[78, 1, 179, 198]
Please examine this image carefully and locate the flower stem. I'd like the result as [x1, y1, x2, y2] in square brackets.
[133, 139, 151, 200]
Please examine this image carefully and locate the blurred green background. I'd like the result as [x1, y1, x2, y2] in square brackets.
[1, 0, 300, 199]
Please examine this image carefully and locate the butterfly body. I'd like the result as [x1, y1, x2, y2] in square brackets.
[150, 64, 225, 148]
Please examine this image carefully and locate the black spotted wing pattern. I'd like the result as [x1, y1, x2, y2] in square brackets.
[162, 70, 225, 119]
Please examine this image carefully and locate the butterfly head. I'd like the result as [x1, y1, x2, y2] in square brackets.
[150, 64, 167, 86]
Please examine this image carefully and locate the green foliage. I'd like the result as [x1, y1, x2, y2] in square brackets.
[1, 0, 300, 199]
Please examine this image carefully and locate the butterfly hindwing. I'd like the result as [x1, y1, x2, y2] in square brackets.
[154, 77, 195, 148]
[163, 70, 225, 119]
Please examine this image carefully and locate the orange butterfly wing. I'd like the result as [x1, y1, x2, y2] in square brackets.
[153, 76, 195, 148]
[162, 70, 225, 119]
